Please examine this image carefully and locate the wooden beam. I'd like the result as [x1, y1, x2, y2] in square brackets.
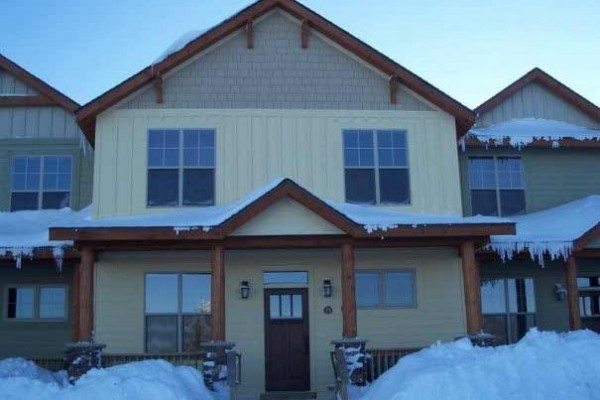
[0, 95, 57, 107]
[461, 241, 482, 335]
[389, 76, 398, 105]
[565, 256, 582, 331]
[70, 265, 81, 342]
[301, 19, 309, 49]
[153, 74, 163, 104]
[341, 242, 357, 338]
[246, 19, 254, 49]
[77, 247, 95, 342]
[211, 245, 226, 341]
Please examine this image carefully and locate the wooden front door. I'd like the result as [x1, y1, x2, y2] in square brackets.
[264, 288, 310, 392]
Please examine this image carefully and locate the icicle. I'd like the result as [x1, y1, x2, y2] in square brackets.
[15, 254, 22, 269]
[53, 247, 64, 272]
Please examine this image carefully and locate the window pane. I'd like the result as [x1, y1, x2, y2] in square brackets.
[11, 172, 26, 190]
[358, 130, 374, 147]
[483, 314, 508, 345]
[14, 288, 35, 319]
[183, 315, 211, 352]
[471, 190, 498, 216]
[281, 295, 292, 317]
[145, 274, 178, 313]
[182, 274, 211, 314]
[39, 287, 66, 319]
[344, 149, 359, 167]
[42, 192, 70, 209]
[10, 192, 38, 211]
[147, 169, 178, 206]
[199, 148, 215, 168]
[500, 190, 526, 216]
[182, 169, 214, 206]
[343, 130, 359, 148]
[481, 279, 506, 313]
[508, 278, 535, 313]
[379, 169, 410, 204]
[263, 272, 308, 285]
[43, 157, 72, 191]
[508, 313, 536, 343]
[270, 295, 280, 319]
[359, 149, 374, 167]
[146, 315, 178, 353]
[292, 295, 302, 318]
[345, 169, 375, 204]
[384, 271, 414, 306]
[468, 157, 495, 189]
[356, 273, 379, 307]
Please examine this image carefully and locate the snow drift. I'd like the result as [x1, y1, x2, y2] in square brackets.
[360, 329, 600, 400]
[0, 359, 214, 400]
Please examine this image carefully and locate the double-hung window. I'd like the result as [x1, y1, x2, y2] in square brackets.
[10, 155, 72, 211]
[343, 129, 409, 205]
[355, 270, 416, 308]
[5, 285, 67, 320]
[578, 276, 600, 333]
[481, 278, 536, 344]
[145, 273, 211, 353]
[468, 156, 525, 216]
[147, 129, 215, 207]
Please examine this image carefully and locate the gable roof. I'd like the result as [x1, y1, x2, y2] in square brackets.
[49, 178, 514, 243]
[76, 0, 475, 146]
[0, 53, 79, 112]
[475, 68, 600, 123]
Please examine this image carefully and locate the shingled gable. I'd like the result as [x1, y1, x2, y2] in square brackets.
[75, 0, 475, 146]
[0, 53, 79, 111]
[49, 178, 515, 243]
[475, 67, 600, 123]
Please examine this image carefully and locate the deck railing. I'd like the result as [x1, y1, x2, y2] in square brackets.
[33, 353, 204, 372]
[366, 348, 421, 381]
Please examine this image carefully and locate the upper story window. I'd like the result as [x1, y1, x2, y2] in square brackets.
[147, 129, 215, 207]
[343, 129, 409, 205]
[468, 156, 525, 216]
[10, 155, 72, 211]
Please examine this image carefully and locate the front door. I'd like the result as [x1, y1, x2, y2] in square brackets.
[264, 288, 310, 392]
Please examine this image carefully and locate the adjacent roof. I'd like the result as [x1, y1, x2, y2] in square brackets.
[475, 68, 600, 123]
[75, 0, 475, 145]
[50, 178, 514, 242]
[488, 195, 600, 265]
[0, 53, 79, 111]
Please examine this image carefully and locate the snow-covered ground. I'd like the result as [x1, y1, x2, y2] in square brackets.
[358, 329, 600, 400]
[0, 358, 215, 400]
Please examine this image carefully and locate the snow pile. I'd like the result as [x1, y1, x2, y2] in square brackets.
[0, 359, 214, 400]
[360, 329, 600, 400]
[0, 207, 89, 268]
[0, 358, 65, 385]
[464, 118, 600, 149]
[489, 195, 600, 265]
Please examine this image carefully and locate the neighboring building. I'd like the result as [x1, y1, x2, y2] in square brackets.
[0, 54, 93, 358]
[48, 0, 515, 398]
[459, 68, 600, 344]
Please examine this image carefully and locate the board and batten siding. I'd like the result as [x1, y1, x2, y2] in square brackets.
[459, 147, 600, 215]
[93, 109, 462, 217]
[94, 247, 465, 400]
[477, 82, 600, 129]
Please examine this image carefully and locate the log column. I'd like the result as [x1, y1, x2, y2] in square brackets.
[461, 241, 482, 335]
[77, 247, 95, 342]
[211, 245, 226, 341]
[565, 256, 582, 331]
[341, 242, 357, 338]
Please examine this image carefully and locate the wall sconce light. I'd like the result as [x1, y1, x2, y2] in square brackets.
[323, 279, 333, 298]
[554, 283, 567, 301]
[240, 281, 250, 299]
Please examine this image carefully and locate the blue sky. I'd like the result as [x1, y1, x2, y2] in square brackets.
[1, 0, 599, 108]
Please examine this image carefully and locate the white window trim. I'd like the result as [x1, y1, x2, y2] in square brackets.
[144, 272, 212, 353]
[147, 129, 216, 208]
[343, 129, 410, 205]
[468, 155, 526, 217]
[10, 155, 73, 211]
[355, 269, 417, 309]
[4, 284, 69, 322]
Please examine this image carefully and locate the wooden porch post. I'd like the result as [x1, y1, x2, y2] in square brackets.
[211, 245, 226, 341]
[565, 256, 582, 331]
[460, 241, 482, 335]
[78, 247, 95, 342]
[70, 265, 80, 342]
[341, 242, 357, 338]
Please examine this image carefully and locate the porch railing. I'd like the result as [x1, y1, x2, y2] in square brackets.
[366, 348, 421, 381]
[33, 353, 204, 372]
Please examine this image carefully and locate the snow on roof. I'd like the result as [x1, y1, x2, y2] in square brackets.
[463, 118, 600, 149]
[489, 195, 600, 265]
[0, 207, 88, 269]
[153, 30, 207, 64]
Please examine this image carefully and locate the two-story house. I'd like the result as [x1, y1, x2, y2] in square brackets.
[0, 54, 94, 358]
[47, 0, 517, 398]
[459, 68, 600, 344]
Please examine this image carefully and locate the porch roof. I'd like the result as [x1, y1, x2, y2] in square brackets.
[488, 195, 600, 264]
[49, 178, 514, 243]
